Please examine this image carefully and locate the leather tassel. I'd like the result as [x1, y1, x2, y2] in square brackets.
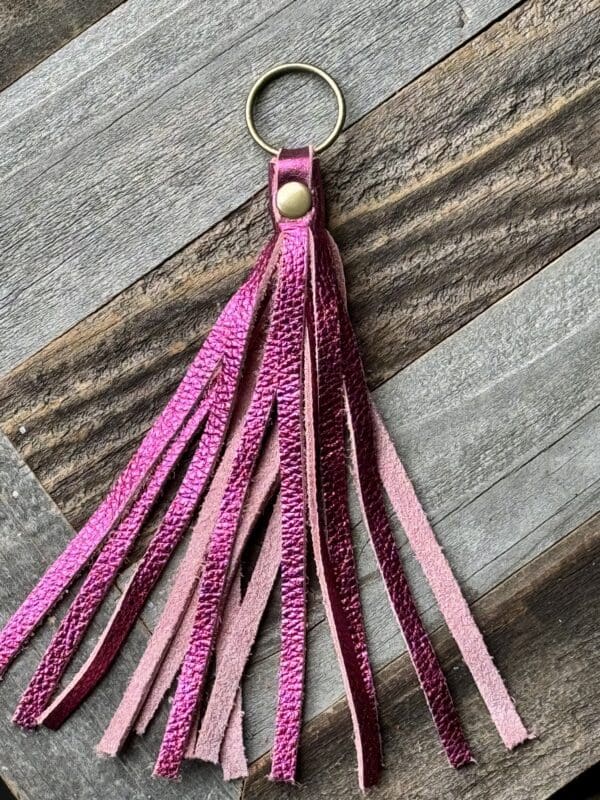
[0, 147, 530, 789]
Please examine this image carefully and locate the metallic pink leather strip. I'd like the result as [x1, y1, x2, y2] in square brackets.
[308, 233, 382, 789]
[338, 283, 473, 768]
[312, 233, 378, 707]
[269, 222, 310, 783]
[98, 330, 279, 755]
[153, 252, 286, 779]
[372, 413, 530, 749]
[0, 240, 275, 680]
[14, 391, 214, 728]
[326, 231, 528, 751]
[40, 246, 276, 731]
[193, 499, 281, 765]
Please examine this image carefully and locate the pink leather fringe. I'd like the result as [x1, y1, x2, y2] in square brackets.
[0, 147, 529, 789]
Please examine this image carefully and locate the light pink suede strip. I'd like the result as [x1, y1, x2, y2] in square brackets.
[220, 691, 247, 781]
[193, 574, 247, 777]
[372, 413, 530, 749]
[193, 500, 281, 765]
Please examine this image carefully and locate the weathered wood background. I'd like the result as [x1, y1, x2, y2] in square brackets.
[0, 0, 598, 798]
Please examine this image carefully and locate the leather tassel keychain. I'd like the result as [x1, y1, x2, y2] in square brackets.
[0, 63, 531, 789]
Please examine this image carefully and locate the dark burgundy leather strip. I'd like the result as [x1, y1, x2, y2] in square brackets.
[269, 225, 310, 783]
[309, 231, 382, 788]
[337, 272, 473, 769]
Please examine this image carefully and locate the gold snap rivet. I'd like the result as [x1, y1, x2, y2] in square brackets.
[276, 181, 312, 219]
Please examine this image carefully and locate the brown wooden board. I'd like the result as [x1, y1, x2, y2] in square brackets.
[0, 0, 598, 532]
[243, 513, 600, 800]
[0, 0, 125, 90]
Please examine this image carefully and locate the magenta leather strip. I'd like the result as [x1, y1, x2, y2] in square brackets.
[312, 233, 378, 708]
[193, 499, 281, 765]
[269, 219, 310, 781]
[337, 282, 473, 768]
[326, 232, 528, 752]
[372, 414, 530, 749]
[153, 254, 287, 779]
[304, 321, 382, 790]
[14, 391, 214, 729]
[307, 233, 383, 789]
[0, 239, 275, 681]
[133, 427, 279, 744]
[41, 394, 228, 729]
[39, 245, 276, 732]
[100, 343, 279, 753]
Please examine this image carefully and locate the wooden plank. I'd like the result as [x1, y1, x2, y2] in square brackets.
[239, 230, 600, 760]
[0, 0, 125, 91]
[0, 433, 240, 800]
[244, 513, 600, 799]
[0, 0, 524, 373]
[0, 0, 597, 530]
[0, 0, 185, 97]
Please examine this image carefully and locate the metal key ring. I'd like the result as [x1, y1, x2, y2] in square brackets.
[245, 63, 346, 155]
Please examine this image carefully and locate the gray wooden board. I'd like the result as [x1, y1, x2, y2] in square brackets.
[0, 230, 597, 798]
[3, 0, 598, 530]
[0, 0, 126, 92]
[0, 0, 521, 375]
[240, 230, 600, 760]
[0, 434, 241, 800]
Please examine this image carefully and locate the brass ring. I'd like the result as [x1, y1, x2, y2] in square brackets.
[245, 63, 346, 155]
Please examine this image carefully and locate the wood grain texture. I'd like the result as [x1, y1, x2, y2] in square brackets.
[0, 0, 597, 530]
[0, 0, 598, 796]
[240, 230, 600, 760]
[0, 434, 239, 800]
[0, 0, 125, 91]
[0, 0, 522, 373]
[244, 513, 600, 800]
